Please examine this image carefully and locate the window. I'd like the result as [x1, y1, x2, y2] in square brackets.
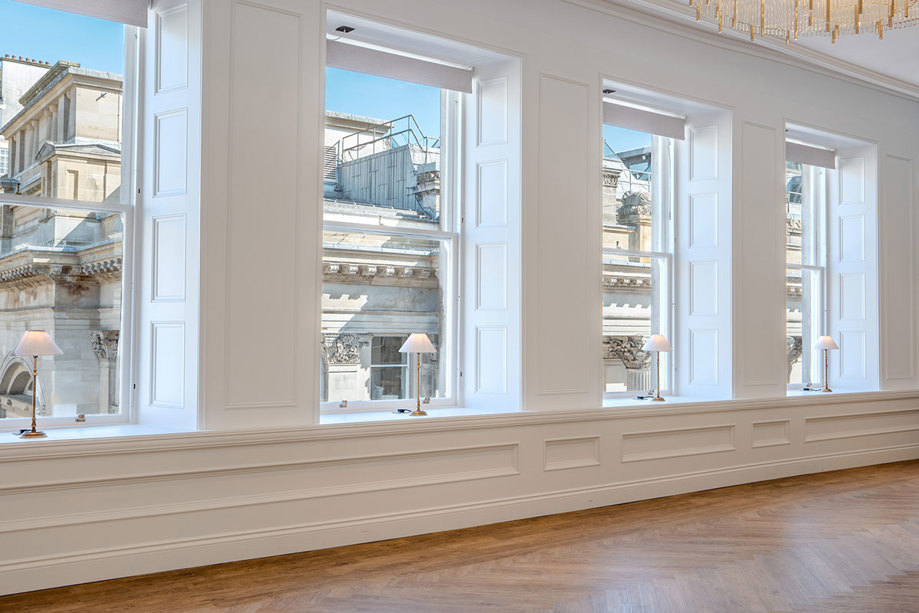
[602, 123, 673, 396]
[0, 4, 133, 425]
[320, 54, 459, 411]
[785, 161, 826, 388]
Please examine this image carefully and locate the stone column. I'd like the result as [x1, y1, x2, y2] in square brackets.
[91, 330, 119, 414]
[322, 333, 369, 403]
[604, 336, 653, 392]
[617, 192, 653, 252]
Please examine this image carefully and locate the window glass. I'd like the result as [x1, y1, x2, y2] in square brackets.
[0, 3, 129, 421]
[602, 125, 669, 395]
[321, 66, 449, 407]
[785, 162, 824, 387]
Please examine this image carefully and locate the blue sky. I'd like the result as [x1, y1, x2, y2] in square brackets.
[326, 68, 442, 137]
[0, 0, 124, 74]
[603, 125, 651, 155]
[327, 68, 652, 155]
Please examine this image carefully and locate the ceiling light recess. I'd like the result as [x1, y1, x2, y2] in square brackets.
[690, 0, 919, 43]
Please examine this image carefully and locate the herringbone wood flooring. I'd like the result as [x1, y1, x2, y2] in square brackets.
[5, 460, 919, 612]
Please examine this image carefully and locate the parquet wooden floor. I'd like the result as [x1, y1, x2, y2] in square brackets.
[5, 460, 919, 612]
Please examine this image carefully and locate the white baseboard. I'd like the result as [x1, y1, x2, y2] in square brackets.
[3, 442, 917, 596]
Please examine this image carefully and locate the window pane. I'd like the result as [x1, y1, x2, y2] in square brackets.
[321, 231, 446, 403]
[0, 7, 126, 203]
[785, 161, 803, 266]
[603, 126, 654, 251]
[324, 68, 442, 226]
[370, 366, 406, 400]
[603, 252, 667, 393]
[786, 267, 822, 386]
[0, 204, 123, 419]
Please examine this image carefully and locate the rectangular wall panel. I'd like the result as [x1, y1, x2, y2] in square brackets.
[535, 75, 590, 394]
[690, 329, 718, 385]
[544, 437, 600, 471]
[152, 215, 186, 301]
[478, 77, 508, 146]
[689, 193, 718, 248]
[476, 327, 507, 394]
[477, 160, 508, 228]
[690, 125, 718, 180]
[840, 330, 867, 379]
[881, 155, 916, 384]
[839, 273, 866, 321]
[154, 109, 188, 197]
[156, 4, 189, 93]
[839, 215, 866, 263]
[224, 2, 299, 408]
[690, 260, 718, 316]
[622, 424, 735, 462]
[736, 121, 784, 392]
[806, 409, 919, 442]
[752, 420, 790, 447]
[151, 322, 185, 408]
[839, 157, 866, 204]
[476, 243, 507, 310]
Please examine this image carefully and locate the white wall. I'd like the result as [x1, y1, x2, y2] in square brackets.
[2, 0, 919, 596]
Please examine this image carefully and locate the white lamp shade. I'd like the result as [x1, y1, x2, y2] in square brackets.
[814, 336, 839, 350]
[13, 330, 62, 357]
[399, 333, 436, 354]
[642, 334, 672, 353]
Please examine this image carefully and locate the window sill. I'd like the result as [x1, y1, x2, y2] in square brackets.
[320, 406, 526, 425]
[0, 423, 194, 445]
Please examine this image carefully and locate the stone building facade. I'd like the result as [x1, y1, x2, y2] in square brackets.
[0, 60, 123, 419]
[0, 55, 51, 178]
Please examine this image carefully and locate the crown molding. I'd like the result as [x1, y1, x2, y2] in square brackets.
[564, 0, 919, 102]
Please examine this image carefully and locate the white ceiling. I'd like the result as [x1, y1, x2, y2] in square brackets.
[571, 0, 919, 98]
[792, 27, 919, 88]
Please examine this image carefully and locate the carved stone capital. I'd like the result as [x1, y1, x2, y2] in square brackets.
[617, 191, 651, 224]
[322, 333, 367, 365]
[603, 335, 652, 369]
[91, 330, 119, 362]
[602, 168, 622, 188]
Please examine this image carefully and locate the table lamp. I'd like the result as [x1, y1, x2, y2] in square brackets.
[13, 330, 62, 439]
[399, 333, 436, 416]
[814, 335, 838, 393]
[641, 334, 672, 402]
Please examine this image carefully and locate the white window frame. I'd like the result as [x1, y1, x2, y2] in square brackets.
[0, 23, 138, 431]
[602, 135, 675, 400]
[319, 87, 462, 414]
[786, 162, 828, 391]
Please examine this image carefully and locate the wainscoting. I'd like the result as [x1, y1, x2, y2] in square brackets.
[2, 391, 918, 595]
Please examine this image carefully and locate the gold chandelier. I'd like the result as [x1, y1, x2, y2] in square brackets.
[690, 0, 919, 42]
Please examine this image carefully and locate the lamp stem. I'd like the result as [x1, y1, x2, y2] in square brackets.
[823, 348, 832, 392]
[653, 351, 665, 401]
[411, 352, 427, 416]
[20, 355, 46, 438]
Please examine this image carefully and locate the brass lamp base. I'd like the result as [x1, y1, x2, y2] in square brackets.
[410, 409, 428, 416]
[19, 430, 46, 439]
[821, 387, 832, 393]
[652, 396, 665, 402]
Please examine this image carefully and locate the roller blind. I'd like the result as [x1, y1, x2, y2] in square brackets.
[14, 0, 148, 27]
[786, 141, 836, 169]
[327, 40, 473, 94]
[603, 100, 685, 141]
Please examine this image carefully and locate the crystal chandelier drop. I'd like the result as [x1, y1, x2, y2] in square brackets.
[690, 0, 919, 42]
